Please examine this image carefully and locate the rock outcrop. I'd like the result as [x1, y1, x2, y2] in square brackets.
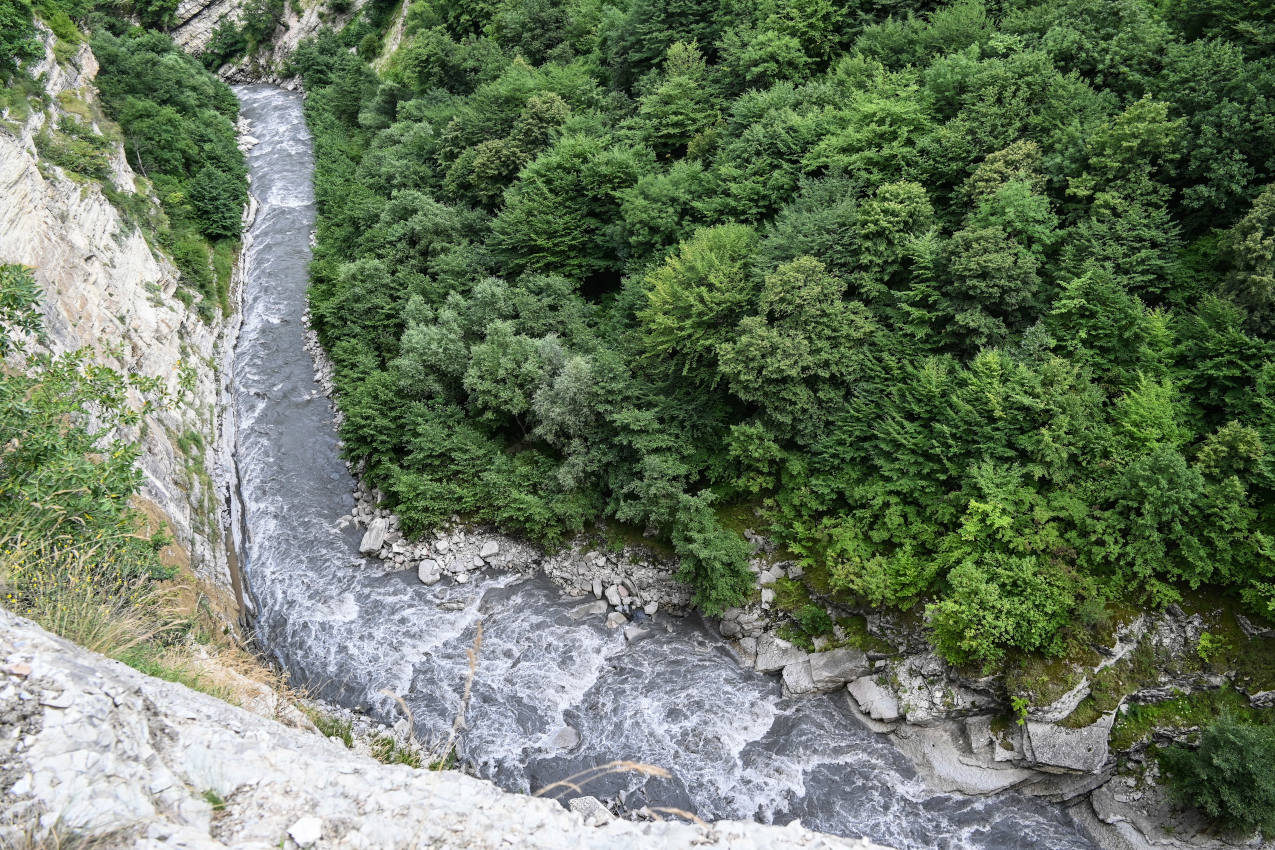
[170, 0, 370, 81]
[0, 33, 235, 602]
[0, 609, 892, 850]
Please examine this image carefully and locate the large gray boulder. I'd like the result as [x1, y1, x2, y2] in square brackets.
[809, 647, 871, 690]
[848, 676, 902, 723]
[782, 660, 816, 696]
[754, 634, 806, 673]
[358, 517, 388, 554]
[1024, 714, 1115, 774]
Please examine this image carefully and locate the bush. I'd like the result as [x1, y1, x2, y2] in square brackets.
[1160, 718, 1275, 837]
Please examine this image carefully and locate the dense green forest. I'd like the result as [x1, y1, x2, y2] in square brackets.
[296, 0, 1275, 668]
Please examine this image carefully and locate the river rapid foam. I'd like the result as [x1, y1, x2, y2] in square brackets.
[230, 84, 1098, 850]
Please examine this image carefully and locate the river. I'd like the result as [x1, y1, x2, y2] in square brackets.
[230, 84, 1099, 850]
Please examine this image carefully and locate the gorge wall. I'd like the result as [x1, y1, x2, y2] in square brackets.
[0, 30, 236, 605]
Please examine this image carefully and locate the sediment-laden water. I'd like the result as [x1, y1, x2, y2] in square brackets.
[231, 84, 1098, 850]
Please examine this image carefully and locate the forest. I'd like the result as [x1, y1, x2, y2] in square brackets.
[291, 0, 1275, 670]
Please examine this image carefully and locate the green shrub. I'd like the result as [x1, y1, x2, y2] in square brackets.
[1160, 718, 1275, 837]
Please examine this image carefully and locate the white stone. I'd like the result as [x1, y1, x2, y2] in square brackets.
[479, 540, 499, 559]
[754, 635, 806, 673]
[359, 518, 388, 555]
[416, 560, 441, 585]
[288, 816, 322, 847]
[847, 676, 901, 723]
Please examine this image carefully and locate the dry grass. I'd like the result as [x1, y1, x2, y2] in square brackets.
[534, 761, 672, 801]
[0, 818, 133, 850]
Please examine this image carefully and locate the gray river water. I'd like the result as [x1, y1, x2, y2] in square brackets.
[230, 85, 1099, 850]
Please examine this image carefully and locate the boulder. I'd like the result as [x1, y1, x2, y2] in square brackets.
[567, 796, 613, 825]
[808, 647, 870, 691]
[847, 676, 901, 722]
[479, 540, 500, 560]
[606, 612, 628, 629]
[434, 538, 450, 554]
[719, 620, 742, 639]
[288, 816, 323, 847]
[546, 725, 580, 751]
[782, 660, 816, 696]
[416, 560, 441, 585]
[358, 518, 388, 555]
[604, 585, 623, 607]
[568, 600, 609, 620]
[624, 624, 650, 643]
[591, 579, 603, 600]
[754, 635, 806, 673]
[1024, 714, 1114, 774]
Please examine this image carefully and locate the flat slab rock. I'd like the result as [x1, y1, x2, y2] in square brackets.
[0, 609, 893, 850]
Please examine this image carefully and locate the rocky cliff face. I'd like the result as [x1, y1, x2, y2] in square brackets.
[170, 0, 369, 82]
[0, 32, 236, 605]
[0, 608, 890, 850]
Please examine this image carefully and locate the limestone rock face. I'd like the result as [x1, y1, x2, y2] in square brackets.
[1024, 714, 1115, 774]
[0, 34, 233, 600]
[754, 634, 806, 673]
[0, 610, 891, 850]
[809, 647, 871, 691]
[848, 676, 901, 723]
[170, 0, 370, 82]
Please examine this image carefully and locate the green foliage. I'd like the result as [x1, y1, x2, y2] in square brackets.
[0, 0, 41, 81]
[299, 0, 1275, 659]
[91, 27, 246, 310]
[1160, 717, 1275, 837]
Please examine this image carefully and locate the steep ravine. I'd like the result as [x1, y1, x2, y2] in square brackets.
[231, 85, 1098, 850]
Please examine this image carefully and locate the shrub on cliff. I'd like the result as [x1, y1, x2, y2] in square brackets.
[1160, 717, 1275, 837]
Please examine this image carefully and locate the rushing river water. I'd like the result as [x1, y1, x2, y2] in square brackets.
[230, 85, 1099, 850]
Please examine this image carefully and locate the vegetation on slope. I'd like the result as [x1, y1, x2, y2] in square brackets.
[2, 0, 247, 315]
[298, 0, 1275, 670]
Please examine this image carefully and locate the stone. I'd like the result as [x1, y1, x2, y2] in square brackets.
[569, 600, 609, 620]
[288, 816, 323, 847]
[1024, 714, 1114, 774]
[358, 518, 388, 555]
[567, 795, 613, 825]
[760, 588, 775, 605]
[787, 563, 804, 579]
[604, 585, 623, 607]
[624, 624, 650, 643]
[479, 540, 499, 560]
[434, 538, 450, 554]
[759, 569, 779, 586]
[754, 635, 806, 673]
[545, 725, 580, 751]
[591, 579, 603, 600]
[416, 560, 441, 585]
[473, 556, 486, 568]
[847, 676, 901, 723]
[808, 647, 871, 691]
[782, 660, 816, 696]
[606, 612, 628, 629]
[454, 572, 469, 585]
[643, 601, 658, 616]
[719, 621, 742, 639]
